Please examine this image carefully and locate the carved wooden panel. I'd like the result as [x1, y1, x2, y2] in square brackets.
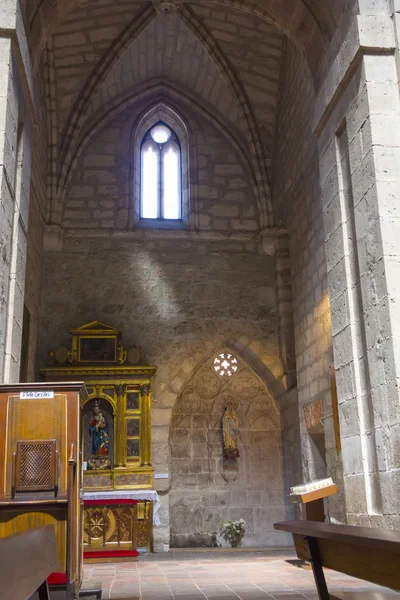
[83, 500, 152, 552]
[126, 392, 139, 411]
[5, 395, 68, 497]
[136, 500, 152, 548]
[16, 440, 56, 492]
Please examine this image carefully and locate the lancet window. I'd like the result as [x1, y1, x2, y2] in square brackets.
[140, 122, 182, 220]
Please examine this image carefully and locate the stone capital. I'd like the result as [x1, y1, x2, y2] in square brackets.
[152, 0, 182, 14]
[43, 224, 64, 252]
[313, 13, 396, 135]
[259, 228, 278, 256]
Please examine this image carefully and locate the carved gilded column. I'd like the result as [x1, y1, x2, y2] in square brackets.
[140, 384, 152, 467]
[114, 384, 125, 468]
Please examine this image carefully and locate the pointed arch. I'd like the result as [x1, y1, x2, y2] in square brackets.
[54, 5, 274, 228]
[59, 81, 259, 227]
[30, 0, 342, 75]
[53, 4, 275, 228]
[55, 3, 157, 209]
[132, 104, 189, 227]
[169, 341, 292, 547]
[180, 5, 273, 227]
[169, 339, 288, 419]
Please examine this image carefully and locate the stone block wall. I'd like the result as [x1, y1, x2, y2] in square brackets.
[35, 47, 302, 547]
[316, 8, 400, 527]
[273, 40, 346, 522]
[170, 353, 293, 548]
[63, 107, 258, 232]
[38, 230, 295, 549]
[0, 2, 37, 384]
[22, 57, 49, 382]
[0, 37, 19, 382]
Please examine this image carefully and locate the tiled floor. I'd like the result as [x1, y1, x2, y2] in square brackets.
[82, 549, 393, 600]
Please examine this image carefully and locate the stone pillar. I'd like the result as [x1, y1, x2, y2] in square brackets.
[152, 403, 173, 552]
[0, 36, 14, 382]
[357, 51, 400, 522]
[390, 0, 400, 72]
[316, 10, 400, 525]
[273, 228, 297, 391]
[0, 1, 33, 383]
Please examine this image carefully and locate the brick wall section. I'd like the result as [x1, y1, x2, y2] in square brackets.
[273, 40, 346, 520]
[63, 106, 259, 232]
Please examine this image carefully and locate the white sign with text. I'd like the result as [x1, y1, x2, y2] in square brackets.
[20, 391, 54, 399]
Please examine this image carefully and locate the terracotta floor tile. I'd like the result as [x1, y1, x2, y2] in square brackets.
[82, 550, 397, 600]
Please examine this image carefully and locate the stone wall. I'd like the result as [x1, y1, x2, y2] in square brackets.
[316, 8, 400, 527]
[0, 3, 37, 384]
[23, 56, 48, 383]
[38, 229, 293, 548]
[170, 352, 292, 548]
[63, 106, 258, 232]
[273, 40, 346, 521]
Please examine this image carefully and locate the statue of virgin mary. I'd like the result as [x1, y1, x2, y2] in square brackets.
[222, 402, 240, 457]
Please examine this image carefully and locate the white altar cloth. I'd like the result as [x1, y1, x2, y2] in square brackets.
[82, 490, 161, 526]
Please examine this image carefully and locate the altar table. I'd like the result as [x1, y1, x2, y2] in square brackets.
[82, 490, 160, 561]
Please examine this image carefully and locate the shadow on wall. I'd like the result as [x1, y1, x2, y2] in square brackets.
[169, 344, 298, 548]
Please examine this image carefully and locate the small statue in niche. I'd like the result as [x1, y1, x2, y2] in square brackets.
[222, 401, 240, 459]
[88, 399, 111, 470]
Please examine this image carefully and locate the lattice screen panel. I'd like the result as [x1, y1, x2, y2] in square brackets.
[16, 440, 56, 492]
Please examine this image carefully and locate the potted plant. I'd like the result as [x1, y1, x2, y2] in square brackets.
[216, 519, 246, 548]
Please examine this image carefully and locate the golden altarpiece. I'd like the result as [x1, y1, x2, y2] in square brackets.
[41, 321, 157, 560]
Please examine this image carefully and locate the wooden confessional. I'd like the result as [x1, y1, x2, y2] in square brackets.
[0, 382, 87, 599]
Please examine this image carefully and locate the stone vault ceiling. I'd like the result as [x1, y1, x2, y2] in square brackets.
[52, 0, 147, 132]
[85, 13, 241, 130]
[49, 0, 284, 152]
[24, 0, 350, 73]
[28, 0, 350, 228]
[189, 5, 283, 160]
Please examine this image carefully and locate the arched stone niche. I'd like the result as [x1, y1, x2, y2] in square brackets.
[83, 398, 114, 470]
[169, 349, 291, 548]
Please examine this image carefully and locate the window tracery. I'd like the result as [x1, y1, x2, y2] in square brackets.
[214, 353, 238, 377]
[140, 122, 182, 220]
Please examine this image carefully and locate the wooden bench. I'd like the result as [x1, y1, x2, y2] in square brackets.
[0, 524, 59, 600]
[274, 520, 400, 600]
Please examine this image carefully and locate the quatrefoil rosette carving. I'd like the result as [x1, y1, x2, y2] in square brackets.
[194, 370, 221, 399]
[213, 353, 238, 378]
[231, 368, 260, 399]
